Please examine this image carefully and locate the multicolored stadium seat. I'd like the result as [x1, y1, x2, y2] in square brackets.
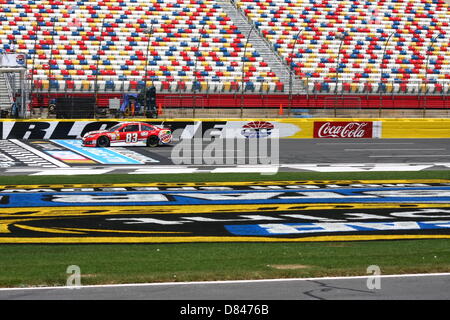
[1, 0, 449, 95]
[0, 0, 282, 93]
[235, 0, 450, 93]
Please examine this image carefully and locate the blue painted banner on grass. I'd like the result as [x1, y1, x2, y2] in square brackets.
[2, 186, 450, 208]
[225, 221, 450, 236]
[53, 140, 142, 164]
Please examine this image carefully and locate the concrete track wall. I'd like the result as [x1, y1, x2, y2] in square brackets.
[1, 118, 450, 139]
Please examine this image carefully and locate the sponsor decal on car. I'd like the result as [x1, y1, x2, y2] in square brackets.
[158, 130, 173, 144]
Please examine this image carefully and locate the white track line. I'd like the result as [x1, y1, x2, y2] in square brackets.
[130, 168, 199, 174]
[316, 143, 416, 145]
[29, 169, 114, 176]
[345, 148, 446, 152]
[1, 273, 449, 291]
[9, 139, 69, 168]
[370, 155, 450, 158]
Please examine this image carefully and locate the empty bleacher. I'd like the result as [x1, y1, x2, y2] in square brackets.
[0, 0, 285, 94]
[0, 0, 449, 119]
[235, 0, 450, 94]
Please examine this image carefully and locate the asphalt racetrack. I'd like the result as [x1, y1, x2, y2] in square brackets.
[1, 273, 449, 300]
[279, 138, 450, 164]
[1, 138, 450, 300]
[1, 138, 450, 175]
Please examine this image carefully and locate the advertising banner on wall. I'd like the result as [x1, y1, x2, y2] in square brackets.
[0, 120, 303, 140]
[313, 121, 381, 138]
[2, 118, 450, 140]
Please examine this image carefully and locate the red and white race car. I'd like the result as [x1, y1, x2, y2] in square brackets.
[81, 122, 172, 147]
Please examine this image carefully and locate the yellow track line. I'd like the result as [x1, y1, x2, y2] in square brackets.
[1, 179, 450, 190]
[2, 203, 450, 218]
[13, 225, 189, 235]
[1, 234, 449, 244]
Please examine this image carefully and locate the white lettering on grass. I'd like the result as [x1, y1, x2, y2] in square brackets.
[50, 194, 168, 203]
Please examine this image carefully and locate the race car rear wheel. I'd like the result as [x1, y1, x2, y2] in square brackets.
[146, 135, 160, 147]
[96, 136, 110, 147]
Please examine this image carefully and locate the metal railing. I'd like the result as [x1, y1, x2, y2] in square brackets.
[3, 73, 15, 104]
[28, 77, 450, 96]
[24, 76, 450, 119]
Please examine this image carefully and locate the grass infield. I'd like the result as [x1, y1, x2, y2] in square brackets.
[0, 170, 449, 287]
[0, 170, 450, 185]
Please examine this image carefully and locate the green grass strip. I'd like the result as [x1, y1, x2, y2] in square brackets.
[1, 170, 449, 287]
[0, 240, 449, 287]
[1, 170, 450, 185]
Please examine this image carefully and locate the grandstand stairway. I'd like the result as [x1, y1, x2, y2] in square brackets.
[0, 75, 12, 115]
[219, 0, 305, 95]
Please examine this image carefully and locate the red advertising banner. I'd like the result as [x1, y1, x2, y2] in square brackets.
[314, 121, 373, 138]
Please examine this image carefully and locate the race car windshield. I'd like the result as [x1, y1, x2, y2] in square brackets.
[108, 124, 123, 132]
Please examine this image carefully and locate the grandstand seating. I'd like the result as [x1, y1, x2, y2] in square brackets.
[0, 0, 282, 94]
[1, 0, 449, 96]
[235, 0, 450, 94]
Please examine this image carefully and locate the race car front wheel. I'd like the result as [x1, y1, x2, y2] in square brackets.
[96, 136, 110, 147]
[146, 136, 160, 147]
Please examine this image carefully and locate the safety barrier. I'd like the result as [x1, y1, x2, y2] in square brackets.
[1, 118, 450, 139]
[275, 118, 450, 139]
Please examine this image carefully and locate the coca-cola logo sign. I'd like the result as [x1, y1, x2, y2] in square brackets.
[314, 122, 373, 138]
